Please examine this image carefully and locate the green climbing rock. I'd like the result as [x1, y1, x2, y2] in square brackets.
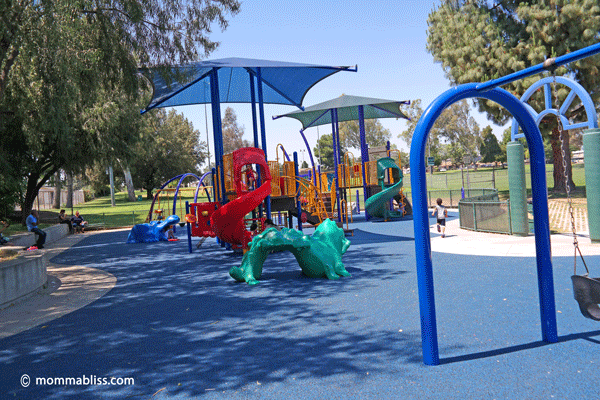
[229, 219, 351, 285]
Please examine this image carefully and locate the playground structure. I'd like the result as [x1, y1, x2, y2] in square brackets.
[146, 172, 213, 223]
[139, 48, 600, 367]
[275, 95, 413, 221]
[364, 156, 407, 220]
[183, 147, 272, 251]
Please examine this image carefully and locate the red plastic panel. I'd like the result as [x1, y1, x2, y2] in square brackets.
[189, 202, 220, 237]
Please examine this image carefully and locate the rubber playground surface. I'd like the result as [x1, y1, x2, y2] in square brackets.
[1, 211, 600, 399]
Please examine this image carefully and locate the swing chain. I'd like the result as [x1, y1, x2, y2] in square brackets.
[551, 74, 589, 275]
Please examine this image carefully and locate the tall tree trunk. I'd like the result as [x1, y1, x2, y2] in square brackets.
[52, 171, 62, 209]
[22, 172, 41, 225]
[65, 173, 74, 209]
[21, 167, 58, 224]
[123, 167, 136, 201]
[550, 127, 576, 193]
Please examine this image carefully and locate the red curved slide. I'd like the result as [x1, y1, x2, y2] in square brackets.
[210, 148, 272, 248]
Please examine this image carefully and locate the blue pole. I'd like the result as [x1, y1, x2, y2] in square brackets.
[249, 71, 262, 218]
[332, 109, 342, 222]
[186, 201, 193, 253]
[476, 42, 600, 92]
[294, 152, 302, 232]
[249, 73, 260, 148]
[387, 141, 394, 211]
[300, 129, 318, 186]
[257, 67, 271, 219]
[209, 68, 226, 206]
[410, 83, 556, 366]
[358, 105, 370, 221]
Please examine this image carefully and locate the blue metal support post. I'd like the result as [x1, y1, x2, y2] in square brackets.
[358, 105, 370, 220]
[249, 72, 261, 219]
[209, 68, 226, 207]
[333, 109, 342, 222]
[256, 67, 271, 220]
[186, 201, 193, 253]
[294, 152, 302, 232]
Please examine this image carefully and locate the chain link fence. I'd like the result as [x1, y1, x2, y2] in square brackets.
[458, 189, 513, 234]
[403, 188, 498, 208]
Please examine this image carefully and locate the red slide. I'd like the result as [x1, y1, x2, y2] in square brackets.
[210, 147, 272, 248]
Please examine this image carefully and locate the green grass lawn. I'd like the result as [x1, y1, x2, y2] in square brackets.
[5, 191, 211, 235]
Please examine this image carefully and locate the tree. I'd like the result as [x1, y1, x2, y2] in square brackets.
[301, 161, 309, 169]
[479, 126, 503, 163]
[130, 109, 207, 199]
[338, 119, 391, 149]
[0, 0, 240, 220]
[313, 134, 345, 170]
[398, 99, 480, 167]
[222, 107, 251, 154]
[427, 1, 600, 192]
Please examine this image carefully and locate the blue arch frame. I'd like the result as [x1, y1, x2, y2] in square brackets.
[511, 76, 598, 140]
[410, 84, 556, 366]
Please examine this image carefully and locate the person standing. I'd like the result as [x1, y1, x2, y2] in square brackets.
[26, 209, 46, 248]
[432, 198, 448, 238]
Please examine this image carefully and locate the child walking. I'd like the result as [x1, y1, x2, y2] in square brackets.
[432, 198, 448, 238]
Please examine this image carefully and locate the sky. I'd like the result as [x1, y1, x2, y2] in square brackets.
[170, 0, 508, 166]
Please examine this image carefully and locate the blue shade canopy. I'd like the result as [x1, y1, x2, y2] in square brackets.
[142, 58, 357, 112]
[273, 94, 410, 129]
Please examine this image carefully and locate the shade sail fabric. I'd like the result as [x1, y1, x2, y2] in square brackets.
[142, 58, 356, 112]
[274, 94, 410, 129]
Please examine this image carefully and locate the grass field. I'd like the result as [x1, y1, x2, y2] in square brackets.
[4, 191, 211, 235]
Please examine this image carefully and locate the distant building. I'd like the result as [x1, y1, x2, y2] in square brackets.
[572, 150, 584, 163]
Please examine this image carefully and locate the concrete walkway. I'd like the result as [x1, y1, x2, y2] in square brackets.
[0, 232, 117, 339]
[430, 213, 600, 258]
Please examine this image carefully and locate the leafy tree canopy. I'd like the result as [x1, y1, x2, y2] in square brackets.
[479, 126, 503, 163]
[130, 109, 207, 199]
[0, 0, 239, 218]
[222, 107, 251, 154]
[398, 99, 480, 167]
[427, 0, 600, 191]
[313, 133, 346, 170]
[338, 119, 391, 150]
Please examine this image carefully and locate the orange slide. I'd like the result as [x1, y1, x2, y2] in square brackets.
[210, 147, 272, 249]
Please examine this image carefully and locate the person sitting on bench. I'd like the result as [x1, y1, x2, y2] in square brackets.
[26, 209, 46, 249]
[0, 219, 9, 245]
[71, 211, 87, 233]
[58, 209, 73, 233]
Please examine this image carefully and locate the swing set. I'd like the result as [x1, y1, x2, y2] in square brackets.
[411, 42, 600, 366]
[515, 71, 600, 322]
[548, 75, 600, 322]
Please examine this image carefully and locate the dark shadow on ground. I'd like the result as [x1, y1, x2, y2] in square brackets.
[347, 229, 413, 245]
[1, 231, 422, 399]
[440, 329, 600, 365]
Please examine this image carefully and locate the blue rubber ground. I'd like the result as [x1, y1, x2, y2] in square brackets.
[1, 214, 599, 399]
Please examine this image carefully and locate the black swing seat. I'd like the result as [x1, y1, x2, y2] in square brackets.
[571, 275, 600, 321]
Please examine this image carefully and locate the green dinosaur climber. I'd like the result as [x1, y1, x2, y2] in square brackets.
[229, 219, 351, 285]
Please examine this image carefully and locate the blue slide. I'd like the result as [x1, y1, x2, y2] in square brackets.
[126, 214, 180, 243]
